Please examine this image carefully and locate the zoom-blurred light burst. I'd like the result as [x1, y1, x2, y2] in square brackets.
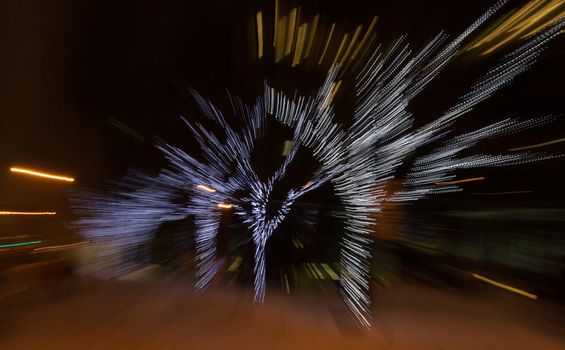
[71, 0, 564, 327]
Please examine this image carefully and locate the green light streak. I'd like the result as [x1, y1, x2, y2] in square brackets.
[0, 240, 42, 248]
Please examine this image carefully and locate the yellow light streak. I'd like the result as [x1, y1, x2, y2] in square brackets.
[196, 184, 217, 193]
[10, 167, 75, 182]
[472, 273, 538, 300]
[435, 177, 485, 185]
[350, 33, 377, 73]
[467, 1, 541, 50]
[227, 256, 243, 272]
[256, 11, 264, 59]
[321, 80, 342, 109]
[275, 16, 287, 62]
[350, 16, 378, 61]
[292, 22, 308, 66]
[521, 10, 565, 38]
[310, 263, 325, 280]
[306, 263, 322, 279]
[320, 263, 340, 280]
[318, 23, 336, 65]
[482, 3, 562, 55]
[217, 203, 232, 209]
[339, 25, 363, 66]
[0, 211, 56, 216]
[285, 7, 298, 56]
[464, 0, 564, 55]
[303, 14, 319, 59]
[330, 33, 349, 68]
[292, 238, 304, 249]
[303, 263, 315, 279]
[273, 0, 279, 47]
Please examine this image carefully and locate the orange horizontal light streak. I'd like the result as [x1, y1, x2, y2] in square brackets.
[435, 177, 485, 185]
[0, 211, 56, 216]
[217, 203, 232, 209]
[196, 184, 217, 193]
[33, 241, 89, 252]
[10, 167, 75, 182]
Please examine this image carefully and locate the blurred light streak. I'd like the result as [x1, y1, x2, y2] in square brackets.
[217, 203, 232, 209]
[108, 117, 146, 142]
[0, 240, 42, 248]
[256, 11, 264, 59]
[509, 137, 565, 151]
[275, 16, 287, 62]
[303, 14, 319, 59]
[292, 22, 308, 66]
[464, 0, 565, 55]
[10, 167, 74, 182]
[350, 16, 378, 61]
[320, 80, 342, 109]
[0, 286, 28, 300]
[330, 33, 349, 68]
[292, 238, 299, 248]
[339, 25, 363, 66]
[321, 263, 340, 280]
[435, 177, 485, 185]
[306, 263, 321, 279]
[0, 235, 31, 240]
[472, 190, 533, 195]
[273, 0, 278, 47]
[0, 211, 56, 216]
[196, 184, 217, 193]
[472, 273, 538, 299]
[303, 263, 315, 279]
[281, 140, 293, 156]
[301, 181, 313, 189]
[33, 241, 89, 252]
[227, 256, 243, 272]
[318, 22, 335, 65]
[285, 7, 298, 56]
[311, 263, 325, 279]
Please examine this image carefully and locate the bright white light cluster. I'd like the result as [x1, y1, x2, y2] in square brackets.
[71, 2, 563, 327]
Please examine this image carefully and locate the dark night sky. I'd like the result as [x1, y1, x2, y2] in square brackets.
[0, 0, 563, 222]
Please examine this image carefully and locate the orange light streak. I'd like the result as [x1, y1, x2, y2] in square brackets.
[10, 167, 75, 182]
[196, 184, 217, 193]
[435, 177, 485, 185]
[0, 211, 56, 216]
